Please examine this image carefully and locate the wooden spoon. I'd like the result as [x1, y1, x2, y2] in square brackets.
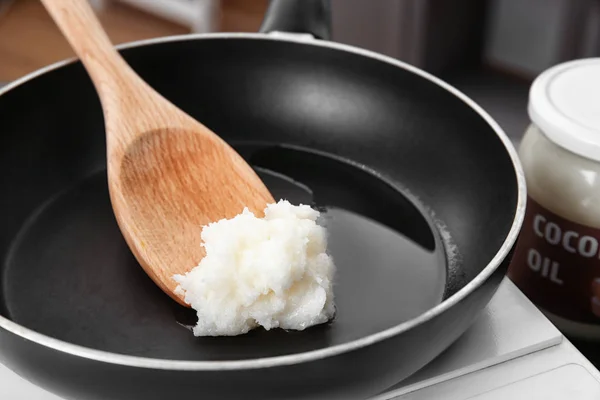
[41, 0, 275, 306]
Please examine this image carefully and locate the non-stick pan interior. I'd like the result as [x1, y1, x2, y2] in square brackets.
[0, 37, 518, 360]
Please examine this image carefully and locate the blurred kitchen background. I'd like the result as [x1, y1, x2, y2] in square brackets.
[1, 0, 600, 363]
[1, 0, 599, 146]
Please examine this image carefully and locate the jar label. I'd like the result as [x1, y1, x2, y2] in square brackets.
[508, 196, 600, 324]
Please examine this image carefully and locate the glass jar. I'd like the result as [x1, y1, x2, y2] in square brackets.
[508, 58, 600, 340]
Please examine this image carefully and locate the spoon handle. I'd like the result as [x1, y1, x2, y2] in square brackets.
[41, 0, 137, 96]
[40, 0, 177, 143]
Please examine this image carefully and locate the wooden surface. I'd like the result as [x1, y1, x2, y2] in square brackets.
[41, 0, 274, 305]
[0, 0, 266, 82]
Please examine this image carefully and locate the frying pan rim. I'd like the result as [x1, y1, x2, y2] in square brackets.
[0, 32, 526, 371]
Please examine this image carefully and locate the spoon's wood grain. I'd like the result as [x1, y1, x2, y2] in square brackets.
[41, 0, 275, 306]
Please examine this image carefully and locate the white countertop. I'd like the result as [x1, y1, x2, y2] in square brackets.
[3, 278, 598, 399]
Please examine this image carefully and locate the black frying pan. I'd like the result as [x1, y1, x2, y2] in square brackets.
[0, 1, 525, 399]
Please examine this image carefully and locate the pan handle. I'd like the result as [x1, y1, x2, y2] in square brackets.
[259, 0, 332, 40]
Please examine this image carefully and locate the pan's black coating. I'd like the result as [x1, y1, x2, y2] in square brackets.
[0, 2, 523, 399]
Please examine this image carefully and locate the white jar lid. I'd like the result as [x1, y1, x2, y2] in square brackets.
[528, 58, 600, 162]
